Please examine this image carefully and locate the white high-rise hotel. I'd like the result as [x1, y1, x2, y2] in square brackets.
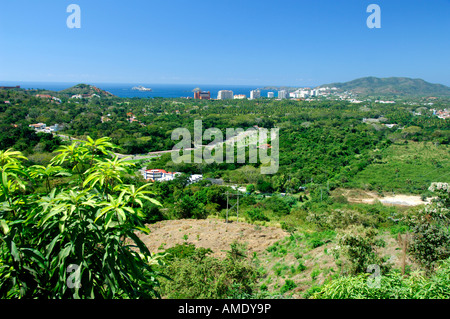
[217, 90, 233, 100]
[250, 89, 260, 100]
[278, 90, 288, 99]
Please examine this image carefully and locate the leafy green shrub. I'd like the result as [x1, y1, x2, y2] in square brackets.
[174, 195, 208, 219]
[409, 222, 450, 271]
[0, 140, 163, 299]
[163, 243, 211, 262]
[226, 241, 248, 261]
[311, 258, 450, 299]
[309, 239, 325, 249]
[245, 208, 269, 223]
[333, 195, 349, 204]
[280, 221, 297, 236]
[297, 262, 307, 272]
[303, 285, 322, 299]
[311, 269, 321, 280]
[331, 225, 388, 275]
[271, 246, 288, 258]
[282, 196, 297, 208]
[160, 243, 259, 299]
[246, 184, 256, 194]
[389, 223, 410, 235]
[260, 196, 290, 216]
[256, 179, 273, 193]
[266, 242, 279, 253]
[142, 204, 165, 223]
[240, 195, 257, 207]
[280, 279, 297, 294]
[308, 185, 331, 204]
[266, 242, 289, 257]
[294, 252, 302, 260]
[408, 183, 450, 271]
[304, 230, 335, 250]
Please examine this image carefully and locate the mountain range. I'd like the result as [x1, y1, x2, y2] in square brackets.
[318, 77, 450, 97]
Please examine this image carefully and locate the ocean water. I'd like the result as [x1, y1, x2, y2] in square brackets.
[1, 81, 276, 99]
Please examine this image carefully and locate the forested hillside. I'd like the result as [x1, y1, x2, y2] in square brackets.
[320, 77, 450, 97]
[1, 87, 448, 193]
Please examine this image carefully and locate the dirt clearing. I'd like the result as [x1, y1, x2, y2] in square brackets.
[138, 218, 289, 258]
[333, 188, 430, 206]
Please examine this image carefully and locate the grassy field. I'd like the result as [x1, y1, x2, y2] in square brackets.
[348, 141, 450, 194]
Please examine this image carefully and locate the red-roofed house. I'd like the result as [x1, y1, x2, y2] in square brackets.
[29, 123, 46, 130]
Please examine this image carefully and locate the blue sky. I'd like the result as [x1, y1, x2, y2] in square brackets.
[0, 0, 449, 86]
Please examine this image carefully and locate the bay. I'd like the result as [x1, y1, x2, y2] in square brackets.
[0, 81, 276, 99]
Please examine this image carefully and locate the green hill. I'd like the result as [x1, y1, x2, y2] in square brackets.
[58, 83, 115, 98]
[319, 77, 450, 97]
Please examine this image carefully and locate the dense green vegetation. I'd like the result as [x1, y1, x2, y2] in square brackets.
[0, 124, 61, 154]
[0, 86, 449, 299]
[7, 85, 446, 193]
[349, 142, 450, 194]
[1, 87, 449, 195]
[311, 259, 450, 299]
[158, 242, 261, 299]
[0, 141, 162, 298]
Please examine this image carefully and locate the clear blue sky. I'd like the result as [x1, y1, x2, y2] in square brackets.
[1, 0, 449, 86]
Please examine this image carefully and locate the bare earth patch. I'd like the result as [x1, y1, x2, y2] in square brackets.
[334, 188, 430, 206]
[138, 218, 288, 258]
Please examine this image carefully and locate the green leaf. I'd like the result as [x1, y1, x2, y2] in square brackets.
[135, 226, 150, 235]
[0, 219, 9, 235]
[134, 198, 143, 208]
[39, 206, 64, 225]
[46, 234, 61, 259]
[10, 240, 20, 262]
[148, 198, 162, 206]
[128, 232, 151, 256]
[116, 208, 126, 222]
[1, 171, 9, 199]
[59, 243, 72, 262]
[122, 206, 135, 215]
[21, 248, 47, 270]
[94, 208, 110, 223]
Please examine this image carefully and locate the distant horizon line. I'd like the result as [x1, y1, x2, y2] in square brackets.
[0, 80, 312, 88]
